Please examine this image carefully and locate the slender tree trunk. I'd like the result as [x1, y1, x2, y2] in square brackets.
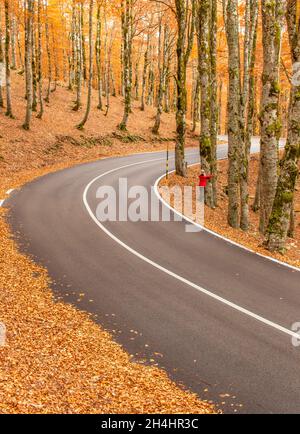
[17, 18, 24, 72]
[36, 0, 43, 119]
[111, 69, 116, 96]
[69, 0, 76, 90]
[0, 4, 4, 108]
[259, 0, 283, 233]
[133, 45, 142, 100]
[266, 0, 300, 251]
[191, 72, 200, 133]
[119, 0, 133, 131]
[77, 0, 94, 128]
[252, 161, 261, 211]
[23, 0, 34, 130]
[224, 0, 242, 228]
[146, 49, 154, 106]
[239, 0, 258, 230]
[51, 24, 59, 93]
[104, 17, 115, 116]
[218, 80, 223, 134]
[140, 30, 150, 111]
[95, 1, 103, 110]
[10, 15, 17, 70]
[152, 17, 165, 135]
[164, 70, 171, 113]
[81, 2, 87, 82]
[198, 0, 213, 205]
[32, 23, 38, 112]
[210, 0, 218, 207]
[4, 0, 13, 118]
[73, 5, 83, 111]
[175, 0, 195, 177]
[44, 4, 52, 103]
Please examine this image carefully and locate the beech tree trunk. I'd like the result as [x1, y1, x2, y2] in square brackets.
[0, 4, 4, 108]
[152, 16, 165, 135]
[259, 0, 283, 233]
[175, 0, 195, 177]
[32, 23, 38, 112]
[239, 0, 258, 230]
[266, 0, 300, 251]
[73, 4, 83, 111]
[4, 0, 13, 118]
[141, 27, 151, 111]
[210, 0, 218, 207]
[23, 0, 34, 130]
[69, 0, 76, 90]
[11, 15, 17, 70]
[198, 0, 213, 206]
[224, 0, 242, 228]
[77, 0, 94, 129]
[95, 1, 103, 110]
[44, 4, 52, 103]
[218, 80, 223, 134]
[36, 0, 43, 119]
[191, 70, 200, 133]
[81, 2, 87, 82]
[119, 0, 133, 131]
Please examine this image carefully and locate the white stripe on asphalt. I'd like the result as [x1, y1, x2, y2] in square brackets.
[83, 156, 300, 340]
[154, 167, 300, 273]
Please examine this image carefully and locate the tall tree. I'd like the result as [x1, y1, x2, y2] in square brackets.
[4, 0, 13, 118]
[174, 0, 195, 176]
[0, 3, 4, 108]
[36, 0, 44, 119]
[140, 23, 151, 111]
[23, 0, 34, 130]
[266, 0, 300, 251]
[44, 2, 52, 104]
[191, 67, 200, 133]
[68, 0, 76, 90]
[32, 21, 38, 112]
[77, 0, 94, 128]
[239, 0, 258, 230]
[10, 14, 17, 70]
[95, 1, 103, 110]
[197, 0, 214, 206]
[119, 0, 134, 131]
[152, 13, 165, 135]
[73, 3, 83, 111]
[209, 0, 218, 207]
[259, 0, 283, 233]
[80, 1, 87, 82]
[224, 0, 242, 227]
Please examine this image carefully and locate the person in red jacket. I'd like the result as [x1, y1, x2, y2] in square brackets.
[199, 170, 213, 187]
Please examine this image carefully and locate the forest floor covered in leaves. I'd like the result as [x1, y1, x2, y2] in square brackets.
[159, 155, 300, 269]
[0, 75, 218, 413]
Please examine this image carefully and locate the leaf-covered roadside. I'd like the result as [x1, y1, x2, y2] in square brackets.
[0, 211, 215, 414]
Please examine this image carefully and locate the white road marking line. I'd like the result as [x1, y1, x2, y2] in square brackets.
[6, 189, 14, 195]
[154, 168, 300, 273]
[83, 157, 300, 340]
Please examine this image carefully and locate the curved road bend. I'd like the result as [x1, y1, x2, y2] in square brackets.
[6, 139, 300, 414]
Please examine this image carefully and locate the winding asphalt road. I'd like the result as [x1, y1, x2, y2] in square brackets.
[6, 138, 300, 414]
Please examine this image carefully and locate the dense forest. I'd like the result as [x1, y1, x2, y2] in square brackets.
[0, 0, 299, 253]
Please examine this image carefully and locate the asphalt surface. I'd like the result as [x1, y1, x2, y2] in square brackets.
[6, 138, 300, 414]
